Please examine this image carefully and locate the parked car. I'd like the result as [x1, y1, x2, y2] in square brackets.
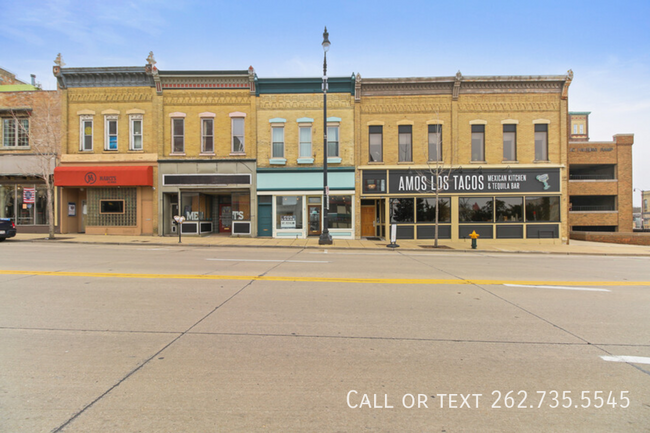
[0, 218, 17, 242]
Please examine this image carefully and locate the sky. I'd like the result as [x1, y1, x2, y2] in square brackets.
[1, 0, 649, 205]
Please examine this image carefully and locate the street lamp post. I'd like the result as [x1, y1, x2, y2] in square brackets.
[319, 26, 333, 245]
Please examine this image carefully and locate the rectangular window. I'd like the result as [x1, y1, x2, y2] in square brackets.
[272, 126, 284, 158]
[471, 125, 485, 162]
[130, 116, 143, 151]
[579, 124, 584, 134]
[525, 196, 560, 221]
[232, 118, 245, 153]
[100, 199, 125, 214]
[299, 126, 312, 158]
[495, 197, 523, 222]
[503, 124, 516, 161]
[327, 126, 339, 157]
[172, 118, 184, 153]
[398, 125, 412, 162]
[80, 117, 93, 151]
[328, 195, 352, 229]
[459, 197, 493, 222]
[535, 124, 549, 161]
[416, 197, 451, 223]
[428, 124, 442, 162]
[369, 125, 383, 162]
[202, 118, 214, 154]
[390, 198, 414, 223]
[105, 117, 118, 151]
[2, 118, 29, 148]
[232, 192, 250, 221]
[573, 124, 578, 134]
[276, 196, 303, 230]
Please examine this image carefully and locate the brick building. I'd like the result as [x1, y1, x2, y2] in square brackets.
[1, 68, 58, 233]
[355, 72, 572, 243]
[568, 112, 633, 232]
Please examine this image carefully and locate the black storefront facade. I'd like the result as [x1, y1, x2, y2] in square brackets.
[360, 167, 564, 242]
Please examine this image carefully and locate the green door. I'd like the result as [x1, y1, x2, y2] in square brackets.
[257, 203, 272, 237]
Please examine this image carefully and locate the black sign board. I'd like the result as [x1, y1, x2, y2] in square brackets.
[363, 168, 560, 195]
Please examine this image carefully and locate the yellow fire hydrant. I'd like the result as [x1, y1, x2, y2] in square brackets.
[469, 230, 480, 249]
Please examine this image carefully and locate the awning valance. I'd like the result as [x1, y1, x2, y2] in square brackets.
[54, 166, 153, 187]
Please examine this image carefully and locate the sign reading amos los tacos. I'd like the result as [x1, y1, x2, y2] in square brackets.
[363, 168, 560, 195]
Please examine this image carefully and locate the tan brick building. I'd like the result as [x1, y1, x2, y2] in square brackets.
[568, 112, 633, 232]
[53, 62, 159, 235]
[355, 72, 573, 243]
[254, 77, 356, 239]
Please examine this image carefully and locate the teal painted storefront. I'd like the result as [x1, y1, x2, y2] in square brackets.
[256, 168, 355, 239]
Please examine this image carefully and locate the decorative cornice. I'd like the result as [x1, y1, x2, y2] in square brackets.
[258, 93, 352, 110]
[68, 91, 153, 103]
[361, 98, 451, 114]
[458, 101, 560, 112]
[54, 67, 154, 89]
[160, 76, 251, 90]
[162, 91, 250, 106]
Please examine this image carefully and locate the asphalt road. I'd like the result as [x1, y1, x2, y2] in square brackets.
[1, 242, 649, 432]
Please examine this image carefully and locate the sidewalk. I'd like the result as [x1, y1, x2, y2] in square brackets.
[9, 232, 650, 256]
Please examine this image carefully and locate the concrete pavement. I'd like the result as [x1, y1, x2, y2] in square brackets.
[9, 231, 650, 256]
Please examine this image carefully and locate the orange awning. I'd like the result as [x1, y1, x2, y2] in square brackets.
[54, 166, 153, 187]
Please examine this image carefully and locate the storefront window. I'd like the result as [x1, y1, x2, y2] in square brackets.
[35, 186, 48, 225]
[459, 197, 493, 222]
[390, 198, 414, 223]
[232, 192, 250, 222]
[1, 185, 15, 222]
[182, 193, 202, 221]
[276, 196, 303, 230]
[16, 185, 34, 225]
[416, 197, 451, 223]
[328, 195, 352, 229]
[525, 196, 560, 222]
[495, 197, 523, 222]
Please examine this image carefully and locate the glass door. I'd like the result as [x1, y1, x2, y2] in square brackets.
[308, 205, 321, 236]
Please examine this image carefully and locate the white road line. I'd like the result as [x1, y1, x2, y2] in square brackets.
[601, 355, 650, 365]
[504, 284, 611, 292]
[206, 259, 330, 263]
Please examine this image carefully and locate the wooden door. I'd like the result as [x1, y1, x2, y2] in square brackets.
[361, 205, 375, 237]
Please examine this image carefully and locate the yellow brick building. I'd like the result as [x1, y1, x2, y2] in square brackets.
[53, 64, 158, 235]
[355, 72, 572, 243]
[255, 77, 356, 239]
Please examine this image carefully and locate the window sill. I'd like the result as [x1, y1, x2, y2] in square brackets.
[129, 149, 145, 152]
[170, 152, 186, 156]
[502, 160, 519, 164]
[397, 161, 413, 164]
[270, 158, 287, 165]
[533, 160, 550, 163]
[230, 152, 246, 156]
[297, 158, 314, 164]
[367, 161, 384, 164]
[427, 160, 443, 164]
[327, 157, 342, 164]
[470, 160, 486, 164]
[1, 147, 31, 150]
[199, 152, 215, 156]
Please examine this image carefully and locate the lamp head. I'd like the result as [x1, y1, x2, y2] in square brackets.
[322, 26, 331, 53]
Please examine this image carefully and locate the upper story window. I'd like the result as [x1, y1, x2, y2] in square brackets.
[327, 125, 339, 157]
[535, 123, 549, 161]
[202, 118, 214, 154]
[471, 124, 485, 162]
[272, 125, 285, 158]
[129, 114, 143, 151]
[2, 117, 29, 148]
[80, 115, 93, 151]
[502, 124, 517, 161]
[230, 113, 246, 154]
[299, 125, 312, 158]
[428, 124, 442, 162]
[104, 115, 118, 151]
[172, 117, 185, 154]
[369, 125, 383, 162]
[398, 125, 412, 162]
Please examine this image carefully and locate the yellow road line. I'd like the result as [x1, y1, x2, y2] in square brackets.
[1, 270, 648, 286]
